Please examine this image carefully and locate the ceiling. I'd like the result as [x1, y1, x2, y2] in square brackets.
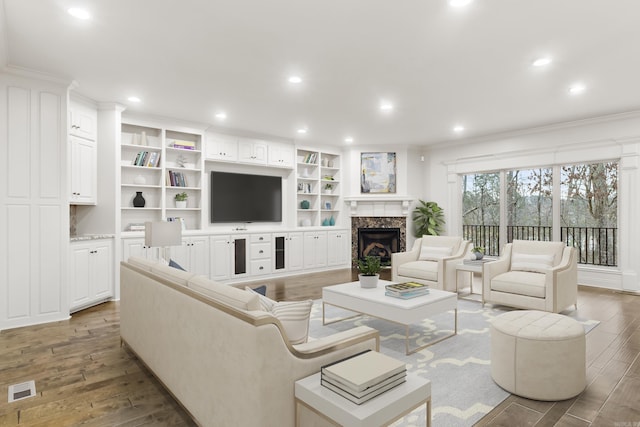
[2, 0, 640, 147]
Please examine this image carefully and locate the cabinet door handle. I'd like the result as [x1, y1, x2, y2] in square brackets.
[259, 237, 263, 240]
[259, 250, 264, 254]
[259, 266, 264, 270]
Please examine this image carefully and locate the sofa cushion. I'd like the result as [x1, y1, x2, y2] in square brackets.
[245, 286, 275, 311]
[511, 240, 565, 266]
[397, 260, 438, 281]
[127, 256, 158, 271]
[150, 264, 196, 286]
[511, 253, 554, 274]
[419, 245, 453, 261]
[491, 271, 546, 298]
[188, 276, 261, 311]
[271, 300, 313, 345]
[169, 259, 186, 271]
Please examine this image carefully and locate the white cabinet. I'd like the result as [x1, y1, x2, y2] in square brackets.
[273, 232, 304, 273]
[171, 236, 210, 276]
[209, 235, 249, 281]
[69, 135, 97, 204]
[122, 237, 158, 261]
[69, 240, 113, 313]
[238, 138, 268, 165]
[205, 133, 238, 162]
[69, 103, 97, 140]
[327, 230, 350, 267]
[250, 233, 272, 276]
[268, 143, 294, 168]
[303, 231, 327, 269]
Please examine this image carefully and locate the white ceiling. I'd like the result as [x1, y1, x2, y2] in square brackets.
[2, 0, 640, 147]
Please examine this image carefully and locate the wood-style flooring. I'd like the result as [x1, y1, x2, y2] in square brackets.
[0, 269, 638, 426]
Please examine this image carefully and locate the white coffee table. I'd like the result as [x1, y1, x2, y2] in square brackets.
[322, 280, 457, 355]
[295, 371, 431, 427]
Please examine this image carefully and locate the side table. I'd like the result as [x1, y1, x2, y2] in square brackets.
[454, 261, 492, 301]
[295, 372, 431, 427]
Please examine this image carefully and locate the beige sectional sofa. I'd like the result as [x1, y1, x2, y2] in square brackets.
[120, 257, 379, 427]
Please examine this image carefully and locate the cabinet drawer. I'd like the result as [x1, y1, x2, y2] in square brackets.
[251, 234, 271, 243]
[251, 259, 272, 276]
[251, 242, 271, 259]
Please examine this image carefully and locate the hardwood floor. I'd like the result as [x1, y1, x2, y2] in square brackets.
[0, 269, 638, 426]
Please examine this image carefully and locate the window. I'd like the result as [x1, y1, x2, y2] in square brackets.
[506, 168, 553, 242]
[462, 173, 500, 256]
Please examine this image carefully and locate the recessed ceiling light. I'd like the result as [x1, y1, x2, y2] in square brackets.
[453, 125, 465, 133]
[379, 102, 394, 112]
[288, 76, 302, 84]
[532, 57, 552, 67]
[568, 83, 586, 95]
[297, 128, 308, 134]
[127, 96, 141, 103]
[344, 137, 354, 144]
[68, 8, 91, 20]
[449, 0, 473, 8]
[215, 112, 227, 120]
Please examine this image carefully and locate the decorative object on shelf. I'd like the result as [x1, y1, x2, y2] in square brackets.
[131, 133, 140, 145]
[472, 246, 485, 260]
[301, 218, 312, 227]
[357, 255, 381, 288]
[175, 192, 188, 209]
[322, 218, 330, 226]
[140, 131, 148, 146]
[321, 157, 328, 167]
[300, 200, 310, 209]
[361, 152, 396, 194]
[134, 174, 146, 185]
[176, 154, 187, 168]
[323, 183, 334, 194]
[133, 191, 146, 208]
[328, 159, 334, 168]
[329, 215, 335, 226]
[412, 200, 445, 237]
[324, 201, 332, 210]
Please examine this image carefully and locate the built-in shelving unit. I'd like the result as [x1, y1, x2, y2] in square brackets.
[296, 149, 341, 227]
[120, 121, 203, 232]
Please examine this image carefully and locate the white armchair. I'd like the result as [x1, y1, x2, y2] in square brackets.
[482, 240, 578, 313]
[391, 236, 470, 291]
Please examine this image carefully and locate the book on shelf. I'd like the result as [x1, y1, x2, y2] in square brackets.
[385, 290, 429, 299]
[132, 150, 160, 167]
[385, 282, 429, 294]
[321, 350, 406, 392]
[320, 374, 406, 405]
[171, 140, 196, 150]
[127, 223, 146, 231]
[167, 170, 188, 187]
[463, 258, 494, 265]
[167, 217, 186, 230]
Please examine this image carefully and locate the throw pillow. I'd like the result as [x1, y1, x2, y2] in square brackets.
[245, 286, 275, 312]
[271, 300, 313, 345]
[250, 285, 267, 296]
[168, 259, 186, 271]
[511, 253, 554, 274]
[419, 245, 453, 261]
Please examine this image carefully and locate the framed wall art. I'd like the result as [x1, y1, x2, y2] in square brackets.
[360, 152, 396, 193]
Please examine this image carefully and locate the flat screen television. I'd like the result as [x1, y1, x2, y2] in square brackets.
[210, 171, 282, 223]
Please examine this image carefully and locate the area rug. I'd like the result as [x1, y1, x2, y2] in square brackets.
[307, 298, 599, 427]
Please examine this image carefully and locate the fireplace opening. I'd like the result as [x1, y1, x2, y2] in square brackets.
[357, 228, 400, 264]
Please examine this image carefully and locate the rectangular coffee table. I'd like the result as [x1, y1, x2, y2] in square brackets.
[322, 280, 457, 355]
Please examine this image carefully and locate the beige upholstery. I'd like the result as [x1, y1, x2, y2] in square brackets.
[491, 310, 586, 401]
[391, 236, 470, 291]
[120, 258, 379, 427]
[483, 240, 578, 313]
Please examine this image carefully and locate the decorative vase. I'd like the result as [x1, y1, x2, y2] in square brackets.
[329, 215, 335, 226]
[133, 191, 145, 208]
[140, 131, 148, 146]
[322, 218, 329, 226]
[359, 273, 379, 289]
[301, 219, 311, 227]
[474, 252, 484, 260]
[300, 200, 310, 209]
[176, 200, 187, 209]
[324, 189, 332, 194]
[328, 159, 334, 168]
[134, 174, 146, 185]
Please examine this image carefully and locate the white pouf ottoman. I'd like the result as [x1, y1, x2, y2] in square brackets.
[490, 310, 586, 401]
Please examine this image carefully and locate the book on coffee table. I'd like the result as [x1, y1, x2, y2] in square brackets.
[321, 350, 406, 392]
[385, 282, 428, 294]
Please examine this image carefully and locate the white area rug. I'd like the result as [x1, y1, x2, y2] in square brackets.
[308, 298, 598, 427]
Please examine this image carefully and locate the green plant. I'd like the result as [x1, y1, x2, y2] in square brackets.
[472, 246, 484, 253]
[175, 192, 188, 201]
[412, 200, 445, 237]
[324, 183, 334, 190]
[357, 255, 382, 276]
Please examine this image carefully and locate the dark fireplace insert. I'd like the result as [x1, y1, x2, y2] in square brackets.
[357, 227, 400, 264]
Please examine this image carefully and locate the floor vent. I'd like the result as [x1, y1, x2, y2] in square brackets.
[8, 380, 36, 403]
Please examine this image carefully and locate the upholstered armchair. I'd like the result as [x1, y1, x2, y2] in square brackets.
[391, 236, 471, 291]
[482, 240, 578, 313]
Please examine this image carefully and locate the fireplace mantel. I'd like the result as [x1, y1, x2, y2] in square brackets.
[343, 196, 414, 217]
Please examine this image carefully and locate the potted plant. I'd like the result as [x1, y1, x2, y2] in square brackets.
[357, 255, 381, 288]
[472, 246, 484, 260]
[175, 192, 188, 208]
[412, 200, 445, 237]
[323, 183, 334, 194]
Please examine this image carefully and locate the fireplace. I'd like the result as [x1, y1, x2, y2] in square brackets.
[357, 228, 400, 264]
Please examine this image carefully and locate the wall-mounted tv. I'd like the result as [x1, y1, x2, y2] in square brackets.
[210, 171, 282, 223]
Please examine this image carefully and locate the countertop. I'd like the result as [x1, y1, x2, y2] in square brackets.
[70, 234, 116, 242]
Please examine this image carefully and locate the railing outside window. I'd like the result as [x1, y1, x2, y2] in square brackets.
[462, 224, 618, 266]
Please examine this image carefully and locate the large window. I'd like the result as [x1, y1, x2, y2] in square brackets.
[461, 161, 618, 266]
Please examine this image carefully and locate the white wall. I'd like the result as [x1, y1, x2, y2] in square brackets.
[424, 112, 640, 291]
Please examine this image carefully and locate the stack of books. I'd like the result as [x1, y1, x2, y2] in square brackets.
[385, 282, 430, 299]
[132, 151, 160, 167]
[127, 223, 146, 232]
[463, 258, 493, 265]
[167, 170, 188, 187]
[321, 350, 406, 405]
[170, 140, 196, 150]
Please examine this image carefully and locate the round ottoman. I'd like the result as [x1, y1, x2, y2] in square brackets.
[490, 310, 586, 401]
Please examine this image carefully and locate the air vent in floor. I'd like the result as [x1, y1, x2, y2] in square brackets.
[8, 380, 36, 403]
